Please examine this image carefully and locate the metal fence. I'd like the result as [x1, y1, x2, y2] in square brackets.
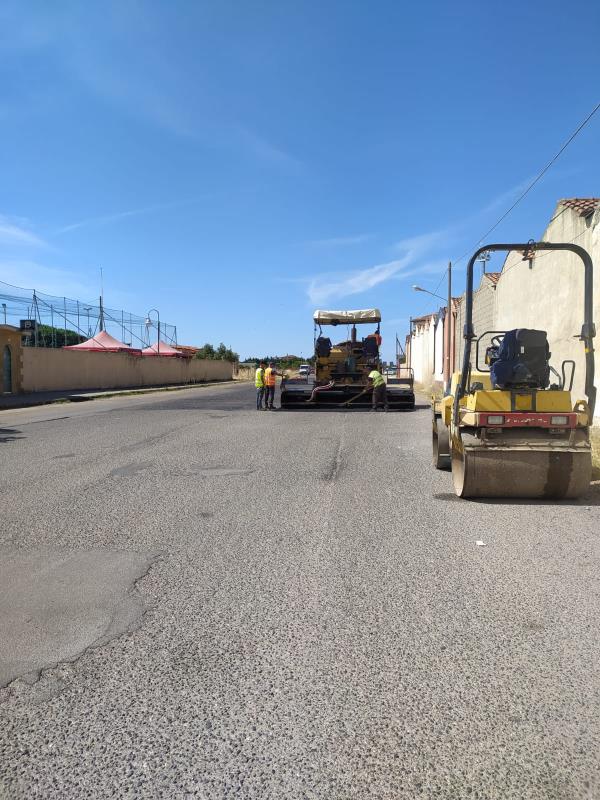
[0, 279, 177, 348]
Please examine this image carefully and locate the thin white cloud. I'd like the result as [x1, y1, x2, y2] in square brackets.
[392, 228, 448, 253]
[0, 260, 97, 299]
[307, 256, 412, 306]
[305, 234, 373, 247]
[236, 127, 302, 171]
[0, 215, 48, 248]
[55, 198, 202, 235]
[307, 229, 445, 305]
[56, 208, 149, 235]
[56, 206, 160, 235]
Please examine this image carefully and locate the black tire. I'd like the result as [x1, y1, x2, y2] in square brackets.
[433, 417, 451, 470]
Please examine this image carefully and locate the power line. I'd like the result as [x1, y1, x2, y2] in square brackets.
[452, 99, 600, 266]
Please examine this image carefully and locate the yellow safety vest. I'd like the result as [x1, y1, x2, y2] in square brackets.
[369, 370, 385, 388]
[255, 368, 265, 388]
[264, 367, 277, 386]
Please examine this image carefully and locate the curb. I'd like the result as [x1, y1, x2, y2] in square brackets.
[0, 381, 235, 411]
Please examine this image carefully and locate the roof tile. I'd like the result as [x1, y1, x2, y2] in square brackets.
[558, 198, 600, 217]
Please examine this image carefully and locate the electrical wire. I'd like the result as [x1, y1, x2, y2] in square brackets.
[451, 100, 600, 267]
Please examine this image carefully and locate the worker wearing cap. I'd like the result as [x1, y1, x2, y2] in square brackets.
[368, 368, 388, 411]
[264, 362, 279, 410]
[255, 362, 267, 410]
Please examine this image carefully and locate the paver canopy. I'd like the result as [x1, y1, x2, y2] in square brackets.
[313, 308, 381, 325]
[63, 330, 142, 355]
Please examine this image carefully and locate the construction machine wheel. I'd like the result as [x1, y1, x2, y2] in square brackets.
[432, 417, 451, 470]
[451, 433, 592, 499]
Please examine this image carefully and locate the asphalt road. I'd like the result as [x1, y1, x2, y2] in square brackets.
[1, 381, 600, 799]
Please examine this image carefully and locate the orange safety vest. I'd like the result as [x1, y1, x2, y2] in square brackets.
[264, 367, 277, 386]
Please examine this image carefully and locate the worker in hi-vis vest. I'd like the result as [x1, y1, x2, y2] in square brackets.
[255, 362, 267, 410]
[264, 362, 279, 410]
[368, 368, 388, 411]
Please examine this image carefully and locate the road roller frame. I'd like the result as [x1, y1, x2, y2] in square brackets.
[435, 241, 595, 499]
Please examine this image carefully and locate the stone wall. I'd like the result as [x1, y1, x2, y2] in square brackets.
[453, 276, 497, 373]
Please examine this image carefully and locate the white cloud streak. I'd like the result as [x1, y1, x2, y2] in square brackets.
[0, 260, 97, 298]
[0, 215, 48, 248]
[56, 206, 162, 235]
[6, 5, 301, 171]
[304, 234, 373, 247]
[54, 198, 203, 235]
[306, 229, 445, 305]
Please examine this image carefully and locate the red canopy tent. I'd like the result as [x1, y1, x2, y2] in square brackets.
[63, 330, 142, 355]
[141, 341, 186, 357]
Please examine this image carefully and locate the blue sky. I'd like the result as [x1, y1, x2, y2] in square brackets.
[1, 0, 599, 360]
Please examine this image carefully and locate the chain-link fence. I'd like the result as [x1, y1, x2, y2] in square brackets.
[0, 279, 177, 348]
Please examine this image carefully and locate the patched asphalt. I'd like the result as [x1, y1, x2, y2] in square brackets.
[1, 382, 600, 799]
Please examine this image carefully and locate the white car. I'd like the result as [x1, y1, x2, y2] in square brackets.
[298, 364, 311, 376]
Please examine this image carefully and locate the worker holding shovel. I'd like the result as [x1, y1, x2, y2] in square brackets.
[368, 368, 388, 411]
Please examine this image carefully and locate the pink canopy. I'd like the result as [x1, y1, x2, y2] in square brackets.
[141, 341, 185, 357]
[63, 330, 142, 355]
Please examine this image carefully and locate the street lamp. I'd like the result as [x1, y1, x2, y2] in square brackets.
[84, 306, 92, 337]
[145, 308, 160, 354]
[411, 285, 445, 301]
[478, 250, 491, 275]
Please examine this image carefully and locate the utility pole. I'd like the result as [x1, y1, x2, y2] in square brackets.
[33, 292, 39, 347]
[445, 261, 452, 392]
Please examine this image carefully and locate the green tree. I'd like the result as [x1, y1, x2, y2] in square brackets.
[33, 325, 86, 347]
[195, 342, 239, 362]
[195, 343, 216, 359]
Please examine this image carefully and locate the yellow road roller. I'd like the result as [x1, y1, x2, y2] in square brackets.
[434, 241, 596, 499]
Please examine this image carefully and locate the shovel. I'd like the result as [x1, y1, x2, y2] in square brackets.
[339, 386, 372, 408]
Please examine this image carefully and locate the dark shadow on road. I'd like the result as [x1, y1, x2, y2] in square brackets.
[0, 427, 24, 444]
[434, 484, 600, 506]
[433, 492, 461, 502]
[278, 407, 416, 413]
